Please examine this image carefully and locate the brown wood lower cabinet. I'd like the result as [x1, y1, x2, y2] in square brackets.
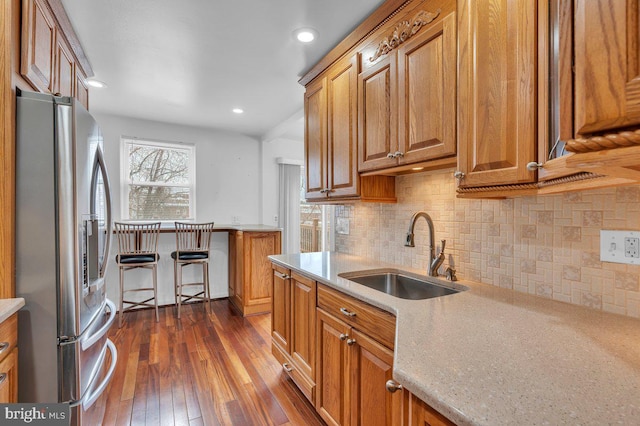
[0, 348, 18, 403]
[316, 308, 403, 426]
[0, 313, 19, 403]
[271, 266, 455, 425]
[228, 230, 281, 316]
[271, 265, 317, 402]
[404, 392, 455, 426]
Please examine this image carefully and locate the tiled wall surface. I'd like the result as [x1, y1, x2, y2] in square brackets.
[335, 169, 640, 319]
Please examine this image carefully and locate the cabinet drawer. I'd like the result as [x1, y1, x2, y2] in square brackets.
[317, 284, 396, 349]
[0, 314, 18, 364]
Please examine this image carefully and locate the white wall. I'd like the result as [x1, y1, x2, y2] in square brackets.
[95, 113, 261, 305]
[260, 137, 304, 225]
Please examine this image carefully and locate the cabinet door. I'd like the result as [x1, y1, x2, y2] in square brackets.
[316, 308, 351, 426]
[21, 0, 56, 93]
[457, 0, 537, 187]
[573, 1, 640, 135]
[327, 55, 359, 198]
[54, 35, 74, 97]
[271, 264, 291, 353]
[305, 77, 328, 199]
[397, 12, 457, 165]
[0, 348, 17, 403]
[404, 392, 454, 426]
[358, 54, 398, 172]
[243, 232, 281, 314]
[350, 329, 402, 426]
[291, 272, 316, 383]
[75, 69, 89, 109]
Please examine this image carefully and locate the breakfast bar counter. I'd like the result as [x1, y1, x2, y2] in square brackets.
[269, 252, 640, 426]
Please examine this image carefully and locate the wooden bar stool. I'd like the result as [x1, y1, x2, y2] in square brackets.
[172, 222, 216, 318]
[114, 222, 161, 327]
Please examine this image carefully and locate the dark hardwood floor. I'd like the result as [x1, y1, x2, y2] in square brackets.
[89, 300, 325, 426]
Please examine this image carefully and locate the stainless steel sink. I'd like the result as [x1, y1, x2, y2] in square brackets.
[339, 269, 463, 300]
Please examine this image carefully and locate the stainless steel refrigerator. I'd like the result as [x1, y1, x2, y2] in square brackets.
[15, 90, 117, 425]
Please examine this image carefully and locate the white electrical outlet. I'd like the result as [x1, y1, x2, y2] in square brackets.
[625, 237, 640, 258]
[600, 230, 640, 264]
[232, 216, 240, 224]
[274, 215, 278, 223]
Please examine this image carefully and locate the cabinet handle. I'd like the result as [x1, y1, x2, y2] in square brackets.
[453, 171, 465, 179]
[346, 338, 357, 346]
[282, 363, 293, 373]
[526, 161, 543, 171]
[340, 307, 356, 318]
[394, 151, 404, 158]
[275, 272, 290, 280]
[385, 380, 403, 393]
[0, 373, 6, 385]
[0, 342, 8, 355]
[387, 153, 396, 159]
[339, 333, 348, 341]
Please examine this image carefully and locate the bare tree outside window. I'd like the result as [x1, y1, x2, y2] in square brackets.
[123, 139, 195, 220]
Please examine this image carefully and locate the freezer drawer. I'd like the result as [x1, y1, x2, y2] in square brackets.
[59, 299, 115, 403]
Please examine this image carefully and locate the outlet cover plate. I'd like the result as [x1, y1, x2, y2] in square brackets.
[600, 230, 640, 265]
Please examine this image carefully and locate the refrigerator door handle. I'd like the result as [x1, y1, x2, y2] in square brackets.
[81, 299, 115, 351]
[91, 144, 112, 278]
[82, 338, 117, 410]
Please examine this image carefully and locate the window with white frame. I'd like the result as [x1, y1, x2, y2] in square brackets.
[121, 137, 195, 221]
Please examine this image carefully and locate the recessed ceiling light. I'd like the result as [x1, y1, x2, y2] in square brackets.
[85, 78, 107, 89]
[293, 28, 318, 43]
[232, 108, 244, 114]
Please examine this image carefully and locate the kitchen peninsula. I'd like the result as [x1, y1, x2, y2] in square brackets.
[270, 252, 640, 425]
[107, 224, 281, 317]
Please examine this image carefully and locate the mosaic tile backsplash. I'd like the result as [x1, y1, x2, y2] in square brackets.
[334, 169, 640, 319]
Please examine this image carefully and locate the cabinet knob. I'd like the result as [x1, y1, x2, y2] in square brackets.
[346, 338, 357, 346]
[526, 161, 543, 171]
[394, 151, 404, 158]
[340, 307, 357, 318]
[387, 153, 396, 159]
[282, 363, 293, 373]
[453, 171, 465, 179]
[339, 333, 348, 341]
[385, 380, 403, 393]
[0, 342, 8, 355]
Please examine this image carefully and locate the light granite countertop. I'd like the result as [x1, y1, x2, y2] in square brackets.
[156, 223, 282, 233]
[0, 298, 25, 324]
[269, 252, 640, 426]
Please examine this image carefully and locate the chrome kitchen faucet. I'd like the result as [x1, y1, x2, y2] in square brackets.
[405, 211, 446, 276]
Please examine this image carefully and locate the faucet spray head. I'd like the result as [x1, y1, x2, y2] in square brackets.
[405, 233, 415, 247]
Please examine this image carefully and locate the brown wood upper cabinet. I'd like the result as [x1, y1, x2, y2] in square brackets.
[305, 55, 396, 202]
[21, 0, 91, 109]
[306, 55, 360, 200]
[456, 0, 537, 188]
[358, 2, 457, 173]
[554, 0, 640, 183]
[21, 0, 56, 94]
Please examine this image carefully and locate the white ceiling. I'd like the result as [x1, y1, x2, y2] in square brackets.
[60, 0, 386, 140]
